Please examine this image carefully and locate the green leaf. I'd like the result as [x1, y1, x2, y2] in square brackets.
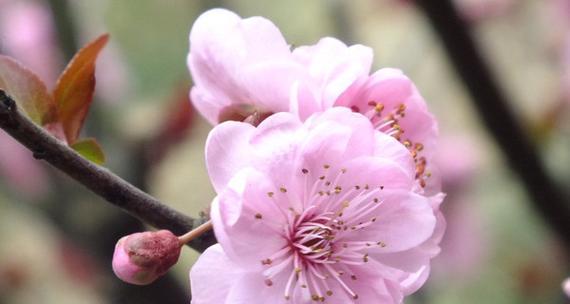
[0, 55, 57, 125]
[54, 34, 109, 144]
[71, 138, 106, 165]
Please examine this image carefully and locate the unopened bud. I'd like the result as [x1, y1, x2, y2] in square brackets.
[112, 230, 181, 285]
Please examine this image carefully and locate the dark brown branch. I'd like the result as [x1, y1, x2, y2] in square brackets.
[0, 89, 215, 252]
[414, 0, 570, 247]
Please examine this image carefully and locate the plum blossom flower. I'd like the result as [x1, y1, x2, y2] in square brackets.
[187, 9, 372, 125]
[187, 9, 304, 124]
[190, 108, 444, 303]
[188, 9, 440, 191]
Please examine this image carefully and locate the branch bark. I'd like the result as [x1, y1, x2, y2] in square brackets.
[414, 0, 570, 247]
[0, 89, 215, 252]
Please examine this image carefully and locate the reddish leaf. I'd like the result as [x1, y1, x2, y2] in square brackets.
[0, 55, 56, 125]
[54, 34, 109, 144]
[70, 138, 106, 165]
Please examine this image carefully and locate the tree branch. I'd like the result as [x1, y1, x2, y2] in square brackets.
[0, 89, 215, 252]
[414, 0, 570, 247]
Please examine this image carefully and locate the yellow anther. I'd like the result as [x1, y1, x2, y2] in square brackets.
[375, 103, 384, 113]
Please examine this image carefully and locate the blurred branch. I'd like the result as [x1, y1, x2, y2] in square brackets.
[414, 0, 570, 247]
[0, 89, 215, 252]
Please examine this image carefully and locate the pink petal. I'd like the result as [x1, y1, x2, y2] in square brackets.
[400, 265, 431, 295]
[211, 168, 289, 269]
[304, 107, 376, 161]
[188, 9, 302, 123]
[335, 68, 438, 160]
[357, 190, 436, 253]
[289, 81, 322, 121]
[224, 271, 292, 304]
[244, 112, 304, 188]
[293, 37, 373, 109]
[205, 121, 256, 193]
[336, 156, 415, 191]
[373, 131, 416, 177]
[190, 244, 248, 304]
[190, 85, 227, 125]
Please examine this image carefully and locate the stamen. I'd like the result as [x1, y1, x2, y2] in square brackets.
[323, 264, 358, 300]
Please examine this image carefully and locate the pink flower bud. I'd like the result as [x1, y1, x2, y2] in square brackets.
[112, 230, 181, 285]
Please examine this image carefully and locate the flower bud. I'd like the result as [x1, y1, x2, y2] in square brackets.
[112, 230, 181, 285]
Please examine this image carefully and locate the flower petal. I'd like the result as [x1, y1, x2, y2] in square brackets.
[337, 156, 415, 191]
[355, 190, 436, 253]
[335, 68, 437, 158]
[304, 107, 376, 162]
[211, 168, 289, 269]
[205, 121, 256, 193]
[293, 37, 373, 109]
[190, 244, 246, 304]
[224, 271, 292, 304]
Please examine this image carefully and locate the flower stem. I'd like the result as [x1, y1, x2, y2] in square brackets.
[178, 220, 213, 246]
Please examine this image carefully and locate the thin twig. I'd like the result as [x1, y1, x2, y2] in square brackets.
[414, 0, 570, 248]
[0, 89, 215, 252]
[178, 220, 213, 246]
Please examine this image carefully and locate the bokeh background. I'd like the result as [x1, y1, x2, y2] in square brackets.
[0, 0, 569, 303]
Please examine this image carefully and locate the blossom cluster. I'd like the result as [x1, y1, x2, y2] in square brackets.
[109, 8, 445, 303]
[183, 9, 445, 304]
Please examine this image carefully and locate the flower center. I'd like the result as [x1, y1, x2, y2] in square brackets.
[291, 215, 335, 264]
[258, 165, 391, 301]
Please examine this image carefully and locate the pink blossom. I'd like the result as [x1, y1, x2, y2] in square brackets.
[188, 9, 440, 192]
[191, 108, 444, 303]
[187, 9, 306, 124]
[187, 9, 372, 125]
[112, 230, 181, 285]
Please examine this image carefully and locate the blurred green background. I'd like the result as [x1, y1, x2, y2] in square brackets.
[0, 0, 569, 303]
